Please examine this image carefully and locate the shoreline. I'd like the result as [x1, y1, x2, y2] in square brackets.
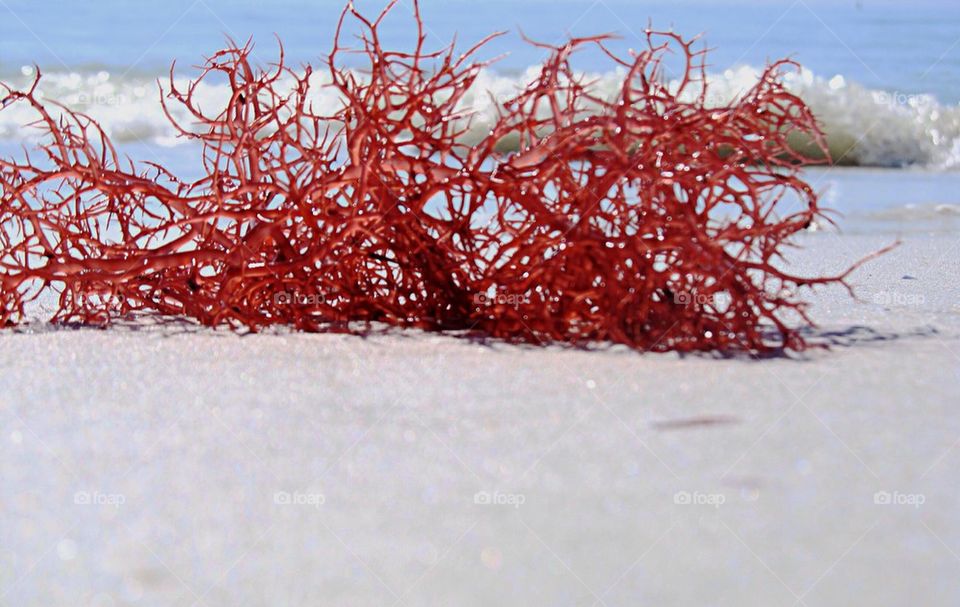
[2, 232, 959, 605]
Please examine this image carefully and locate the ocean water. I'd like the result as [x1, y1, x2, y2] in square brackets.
[0, 0, 958, 226]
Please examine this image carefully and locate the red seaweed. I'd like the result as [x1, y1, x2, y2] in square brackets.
[0, 1, 882, 352]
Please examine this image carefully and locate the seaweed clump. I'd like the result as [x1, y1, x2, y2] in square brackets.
[0, 1, 875, 352]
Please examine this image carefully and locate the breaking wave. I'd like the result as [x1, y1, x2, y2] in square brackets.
[1, 63, 958, 169]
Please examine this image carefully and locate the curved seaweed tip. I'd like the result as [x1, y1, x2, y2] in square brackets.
[0, 1, 887, 353]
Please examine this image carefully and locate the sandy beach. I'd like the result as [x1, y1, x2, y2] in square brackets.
[2, 230, 958, 606]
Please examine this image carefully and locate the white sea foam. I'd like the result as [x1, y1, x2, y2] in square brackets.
[1, 63, 958, 169]
[863, 202, 960, 221]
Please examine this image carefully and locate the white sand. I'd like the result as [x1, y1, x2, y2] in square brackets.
[2, 232, 959, 606]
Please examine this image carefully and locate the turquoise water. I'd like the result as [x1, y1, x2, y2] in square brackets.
[0, 0, 958, 224]
[1, 0, 957, 100]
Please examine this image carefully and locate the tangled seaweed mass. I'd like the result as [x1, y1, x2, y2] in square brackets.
[0, 1, 875, 352]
